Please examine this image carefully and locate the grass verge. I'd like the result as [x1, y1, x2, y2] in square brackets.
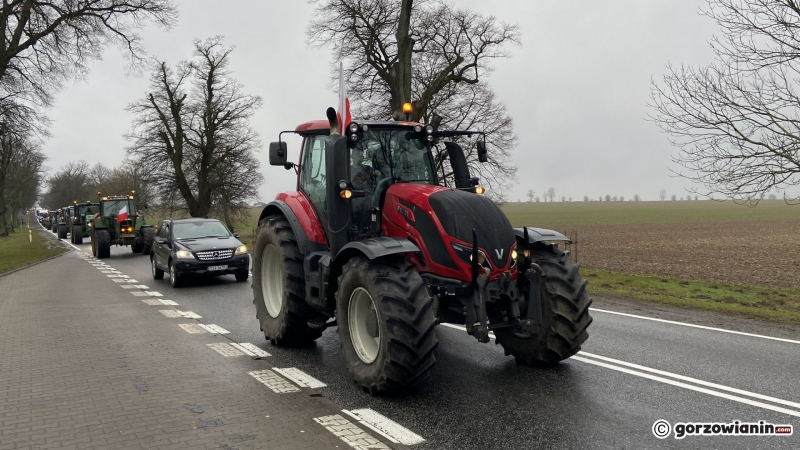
[0, 228, 66, 274]
[583, 268, 800, 325]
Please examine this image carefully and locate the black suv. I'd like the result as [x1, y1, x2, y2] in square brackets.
[150, 218, 249, 287]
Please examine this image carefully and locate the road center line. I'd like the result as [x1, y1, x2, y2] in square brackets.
[578, 351, 800, 409]
[590, 308, 800, 345]
[572, 355, 800, 417]
[439, 323, 800, 417]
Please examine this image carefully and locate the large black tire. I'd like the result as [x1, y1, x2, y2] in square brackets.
[494, 246, 592, 365]
[58, 224, 68, 240]
[141, 226, 155, 255]
[235, 270, 249, 282]
[73, 226, 83, 245]
[51, 222, 57, 233]
[94, 229, 111, 259]
[131, 242, 144, 253]
[252, 215, 322, 345]
[336, 256, 438, 394]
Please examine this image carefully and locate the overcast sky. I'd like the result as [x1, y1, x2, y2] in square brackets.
[42, 0, 721, 202]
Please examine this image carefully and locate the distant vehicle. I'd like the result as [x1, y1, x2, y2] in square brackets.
[90, 194, 154, 258]
[48, 211, 58, 233]
[150, 218, 249, 288]
[70, 202, 99, 244]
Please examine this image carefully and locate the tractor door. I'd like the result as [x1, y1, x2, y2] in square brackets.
[299, 135, 329, 228]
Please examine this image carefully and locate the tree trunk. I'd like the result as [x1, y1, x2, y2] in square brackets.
[389, 0, 414, 120]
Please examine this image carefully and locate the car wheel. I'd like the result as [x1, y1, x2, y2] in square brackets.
[169, 261, 183, 288]
[151, 255, 164, 280]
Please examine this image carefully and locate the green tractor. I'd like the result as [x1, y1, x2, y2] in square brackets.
[49, 211, 59, 233]
[40, 210, 51, 230]
[56, 207, 72, 239]
[70, 201, 99, 245]
[90, 195, 155, 259]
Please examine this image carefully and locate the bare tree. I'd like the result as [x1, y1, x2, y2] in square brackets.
[307, 0, 520, 193]
[605, 194, 611, 202]
[0, 125, 45, 235]
[659, 189, 667, 201]
[0, 0, 176, 109]
[128, 38, 264, 225]
[650, 0, 800, 204]
[634, 194, 641, 201]
[584, 195, 589, 202]
[526, 189, 535, 202]
[671, 194, 677, 201]
[546, 187, 556, 202]
[42, 161, 92, 209]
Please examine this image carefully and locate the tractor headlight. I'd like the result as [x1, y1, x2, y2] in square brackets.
[414, 125, 422, 132]
[451, 242, 491, 269]
[235, 245, 247, 255]
[349, 122, 359, 133]
[176, 250, 194, 259]
[511, 248, 518, 260]
[425, 125, 434, 134]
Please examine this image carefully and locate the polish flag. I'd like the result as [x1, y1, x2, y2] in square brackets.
[117, 205, 128, 223]
[337, 62, 352, 134]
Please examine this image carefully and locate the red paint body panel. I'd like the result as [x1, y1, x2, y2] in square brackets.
[275, 191, 327, 245]
[381, 183, 516, 283]
[295, 120, 329, 134]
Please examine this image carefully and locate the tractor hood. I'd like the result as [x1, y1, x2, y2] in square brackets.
[383, 183, 516, 278]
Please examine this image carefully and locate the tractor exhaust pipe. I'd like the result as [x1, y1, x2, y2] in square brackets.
[326, 107, 340, 135]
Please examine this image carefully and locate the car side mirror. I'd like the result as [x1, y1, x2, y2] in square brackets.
[477, 140, 488, 163]
[233, 233, 240, 238]
[269, 141, 288, 166]
[154, 237, 166, 244]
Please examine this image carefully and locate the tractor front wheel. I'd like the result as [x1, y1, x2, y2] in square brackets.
[252, 215, 322, 345]
[336, 256, 438, 394]
[73, 226, 83, 245]
[58, 224, 68, 239]
[494, 246, 592, 365]
[94, 229, 111, 259]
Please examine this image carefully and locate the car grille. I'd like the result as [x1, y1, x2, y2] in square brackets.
[195, 249, 234, 261]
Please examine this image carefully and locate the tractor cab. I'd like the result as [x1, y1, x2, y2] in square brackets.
[90, 195, 154, 259]
[99, 196, 138, 237]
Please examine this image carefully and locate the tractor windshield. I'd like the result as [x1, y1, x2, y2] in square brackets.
[102, 200, 134, 217]
[350, 129, 436, 187]
[79, 204, 99, 216]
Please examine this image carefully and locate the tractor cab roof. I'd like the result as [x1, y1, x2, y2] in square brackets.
[101, 195, 135, 201]
[294, 119, 425, 137]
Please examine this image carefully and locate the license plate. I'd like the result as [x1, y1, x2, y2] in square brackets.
[207, 265, 228, 271]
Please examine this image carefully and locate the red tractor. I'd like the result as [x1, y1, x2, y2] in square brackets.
[253, 108, 592, 393]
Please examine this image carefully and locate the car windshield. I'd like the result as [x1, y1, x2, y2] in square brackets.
[351, 129, 436, 185]
[172, 221, 231, 240]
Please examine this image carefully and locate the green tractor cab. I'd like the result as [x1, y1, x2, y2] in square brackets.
[90, 195, 155, 259]
[48, 211, 59, 233]
[70, 202, 99, 245]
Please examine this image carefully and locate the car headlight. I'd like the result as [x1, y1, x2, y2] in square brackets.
[176, 250, 194, 259]
[235, 245, 247, 255]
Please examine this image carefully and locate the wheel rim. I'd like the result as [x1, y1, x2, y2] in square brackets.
[151, 257, 157, 276]
[261, 244, 283, 318]
[348, 287, 380, 364]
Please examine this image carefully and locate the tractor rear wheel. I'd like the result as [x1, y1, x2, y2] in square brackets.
[73, 226, 83, 245]
[141, 226, 155, 255]
[494, 246, 592, 365]
[94, 229, 111, 259]
[336, 256, 438, 394]
[252, 215, 322, 345]
[58, 224, 67, 239]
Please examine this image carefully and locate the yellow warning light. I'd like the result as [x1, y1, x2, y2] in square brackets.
[402, 102, 412, 114]
[475, 186, 485, 195]
[73, 200, 77, 204]
[340, 190, 353, 199]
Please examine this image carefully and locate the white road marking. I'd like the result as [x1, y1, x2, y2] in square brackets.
[231, 343, 270, 357]
[578, 351, 800, 410]
[248, 370, 300, 393]
[120, 285, 136, 289]
[590, 308, 800, 345]
[207, 343, 244, 357]
[144, 291, 162, 297]
[142, 299, 164, 305]
[342, 409, 425, 446]
[157, 310, 201, 319]
[130, 292, 149, 297]
[198, 324, 229, 334]
[571, 355, 800, 417]
[314, 415, 391, 450]
[272, 368, 326, 389]
[159, 299, 178, 305]
[178, 324, 207, 334]
[440, 322, 800, 417]
[131, 284, 149, 289]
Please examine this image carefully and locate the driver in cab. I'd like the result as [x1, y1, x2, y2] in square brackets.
[350, 147, 381, 190]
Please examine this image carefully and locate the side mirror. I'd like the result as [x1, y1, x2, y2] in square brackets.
[477, 140, 488, 163]
[233, 233, 240, 239]
[154, 237, 165, 244]
[269, 141, 288, 166]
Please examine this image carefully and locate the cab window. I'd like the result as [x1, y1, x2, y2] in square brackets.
[299, 136, 327, 224]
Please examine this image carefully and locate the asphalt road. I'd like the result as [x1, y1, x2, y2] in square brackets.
[67, 235, 800, 449]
